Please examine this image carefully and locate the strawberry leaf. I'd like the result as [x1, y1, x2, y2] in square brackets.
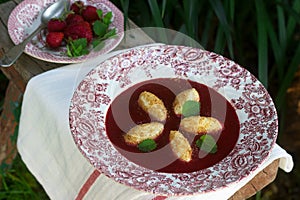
[67, 38, 89, 57]
[93, 20, 108, 37]
[92, 39, 102, 48]
[96, 9, 103, 19]
[67, 45, 72, 57]
[92, 39, 105, 51]
[103, 11, 113, 25]
[138, 139, 157, 152]
[196, 135, 217, 154]
[182, 100, 200, 117]
[102, 28, 116, 40]
[92, 28, 116, 51]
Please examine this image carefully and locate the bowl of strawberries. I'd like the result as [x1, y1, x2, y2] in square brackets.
[8, 0, 124, 63]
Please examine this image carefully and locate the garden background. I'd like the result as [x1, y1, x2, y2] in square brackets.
[0, 0, 299, 199]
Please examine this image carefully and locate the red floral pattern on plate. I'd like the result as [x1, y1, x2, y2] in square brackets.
[7, 0, 124, 63]
[69, 45, 278, 196]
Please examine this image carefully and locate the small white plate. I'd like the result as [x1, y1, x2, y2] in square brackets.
[8, 0, 124, 63]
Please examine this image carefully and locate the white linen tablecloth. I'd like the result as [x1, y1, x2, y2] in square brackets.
[17, 47, 294, 200]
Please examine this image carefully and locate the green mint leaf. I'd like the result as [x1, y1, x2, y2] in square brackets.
[92, 39, 102, 48]
[67, 44, 72, 57]
[74, 44, 83, 55]
[81, 49, 89, 55]
[138, 139, 157, 152]
[93, 20, 108, 37]
[196, 135, 217, 154]
[96, 9, 103, 18]
[67, 43, 77, 57]
[73, 38, 87, 47]
[182, 100, 200, 117]
[103, 11, 113, 25]
[92, 39, 105, 51]
[66, 38, 89, 57]
[102, 28, 116, 40]
[92, 28, 116, 51]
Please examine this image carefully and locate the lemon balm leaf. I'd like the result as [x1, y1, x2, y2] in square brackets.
[92, 40, 105, 51]
[67, 38, 89, 57]
[92, 39, 101, 47]
[103, 11, 113, 25]
[93, 20, 108, 37]
[96, 9, 103, 18]
[182, 100, 200, 117]
[196, 135, 217, 154]
[138, 139, 157, 152]
[102, 28, 116, 40]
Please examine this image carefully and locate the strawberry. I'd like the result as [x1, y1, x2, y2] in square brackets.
[46, 32, 64, 48]
[64, 21, 93, 43]
[81, 5, 99, 22]
[47, 19, 66, 32]
[70, 1, 84, 14]
[65, 14, 84, 25]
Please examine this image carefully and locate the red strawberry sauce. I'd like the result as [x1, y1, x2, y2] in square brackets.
[105, 78, 240, 173]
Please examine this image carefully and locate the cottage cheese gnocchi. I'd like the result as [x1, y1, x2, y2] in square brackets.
[124, 122, 164, 145]
[173, 88, 200, 115]
[169, 130, 192, 162]
[180, 116, 222, 134]
[138, 91, 167, 121]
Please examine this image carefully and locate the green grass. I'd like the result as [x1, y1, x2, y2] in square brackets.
[0, 155, 49, 200]
[0, 0, 8, 3]
[255, 0, 269, 88]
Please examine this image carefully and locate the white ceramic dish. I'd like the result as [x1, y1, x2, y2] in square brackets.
[8, 0, 124, 63]
[69, 45, 278, 196]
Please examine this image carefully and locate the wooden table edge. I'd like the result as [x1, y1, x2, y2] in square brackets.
[230, 159, 280, 199]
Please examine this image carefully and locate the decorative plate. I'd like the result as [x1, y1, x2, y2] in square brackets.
[7, 0, 124, 63]
[69, 45, 278, 196]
